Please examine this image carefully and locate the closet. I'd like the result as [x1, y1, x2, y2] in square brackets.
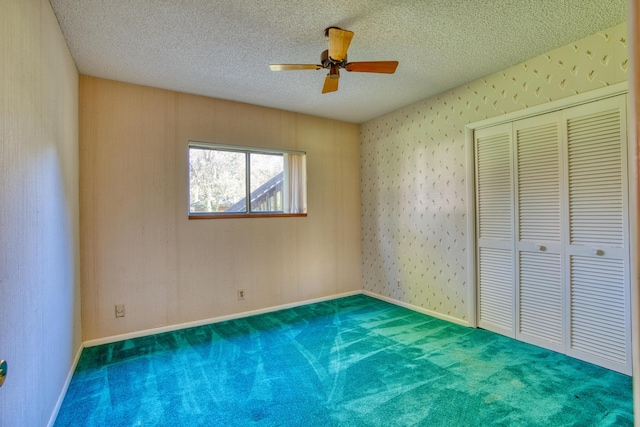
[474, 94, 631, 374]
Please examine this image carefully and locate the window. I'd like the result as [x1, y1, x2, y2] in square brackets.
[188, 142, 307, 218]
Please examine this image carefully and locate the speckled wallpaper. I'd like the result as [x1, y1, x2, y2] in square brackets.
[360, 22, 628, 324]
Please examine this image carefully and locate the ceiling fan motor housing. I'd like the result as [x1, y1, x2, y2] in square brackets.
[321, 49, 347, 69]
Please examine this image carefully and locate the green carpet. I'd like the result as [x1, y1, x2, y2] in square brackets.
[54, 295, 633, 426]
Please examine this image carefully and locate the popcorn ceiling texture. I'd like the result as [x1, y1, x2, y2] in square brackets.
[48, 0, 626, 123]
[360, 23, 629, 322]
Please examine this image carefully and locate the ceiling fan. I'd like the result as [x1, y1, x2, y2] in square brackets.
[269, 27, 399, 94]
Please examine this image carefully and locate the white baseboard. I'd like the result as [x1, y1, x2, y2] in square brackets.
[84, 290, 362, 347]
[84, 290, 470, 348]
[47, 344, 84, 427]
[362, 290, 470, 327]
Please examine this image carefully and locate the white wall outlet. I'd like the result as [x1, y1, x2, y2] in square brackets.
[115, 304, 125, 318]
[238, 290, 245, 300]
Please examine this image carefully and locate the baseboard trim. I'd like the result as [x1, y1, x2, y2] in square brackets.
[84, 290, 470, 348]
[47, 343, 84, 427]
[83, 290, 362, 347]
[362, 290, 470, 327]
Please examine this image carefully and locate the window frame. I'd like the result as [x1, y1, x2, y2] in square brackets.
[188, 141, 307, 219]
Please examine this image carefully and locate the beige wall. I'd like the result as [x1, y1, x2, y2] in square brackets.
[0, 0, 80, 426]
[80, 76, 362, 341]
[360, 22, 629, 323]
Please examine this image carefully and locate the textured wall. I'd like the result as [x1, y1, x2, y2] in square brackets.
[0, 0, 80, 426]
[80, 77, 362, 341]
[360, 22, 628, 323]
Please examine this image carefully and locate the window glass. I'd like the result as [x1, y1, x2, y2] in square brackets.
[189, 148, 246, 213]
[250, 153, 284, 212]
[188, 143, 306, 217]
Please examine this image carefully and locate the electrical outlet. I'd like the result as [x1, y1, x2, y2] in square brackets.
[238, 290, 245, 300]
[115, 304, 125, 318]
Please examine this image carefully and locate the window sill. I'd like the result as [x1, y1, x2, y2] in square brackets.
[189, 213, 307, 220]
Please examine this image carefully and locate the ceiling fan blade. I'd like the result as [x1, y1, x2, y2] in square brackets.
[345, 61, 399, 74]
[328, 28, 353, 61]
[322, 75, 339, 94]
[270, 64, 321, 71]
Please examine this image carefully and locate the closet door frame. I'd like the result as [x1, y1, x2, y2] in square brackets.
[464, 83, 634, 368]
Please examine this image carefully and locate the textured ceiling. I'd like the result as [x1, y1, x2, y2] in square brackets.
[49, 0, 627, 123]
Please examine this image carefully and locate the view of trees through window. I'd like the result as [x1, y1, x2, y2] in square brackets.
[189, 147, 284, 213]
[249, 153, 284, 212]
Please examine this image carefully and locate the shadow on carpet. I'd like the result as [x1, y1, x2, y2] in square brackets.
[55, 295, 633, 426]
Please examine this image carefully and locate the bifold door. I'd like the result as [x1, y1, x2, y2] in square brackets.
[474, 95, 631, 374]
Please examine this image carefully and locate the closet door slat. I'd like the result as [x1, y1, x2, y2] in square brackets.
[569, 256, 627, 365]
[518, 252, 563, 346]
[567, 107, 624, 247]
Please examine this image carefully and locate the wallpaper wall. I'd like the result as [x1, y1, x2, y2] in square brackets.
[360, 22, 628, 324]
[0, 1, 80, 426]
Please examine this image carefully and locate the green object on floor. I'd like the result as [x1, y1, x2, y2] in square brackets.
[54, 295, 633, 426]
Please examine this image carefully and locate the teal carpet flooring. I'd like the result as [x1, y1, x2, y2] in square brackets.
[55, 295, 633, 426]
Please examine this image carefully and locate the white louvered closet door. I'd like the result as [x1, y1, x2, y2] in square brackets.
[475, 124, 515, 337]
[513, 113, 564, 352]
[563, 95, 631, 374]
[474, 94, 630, 375]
